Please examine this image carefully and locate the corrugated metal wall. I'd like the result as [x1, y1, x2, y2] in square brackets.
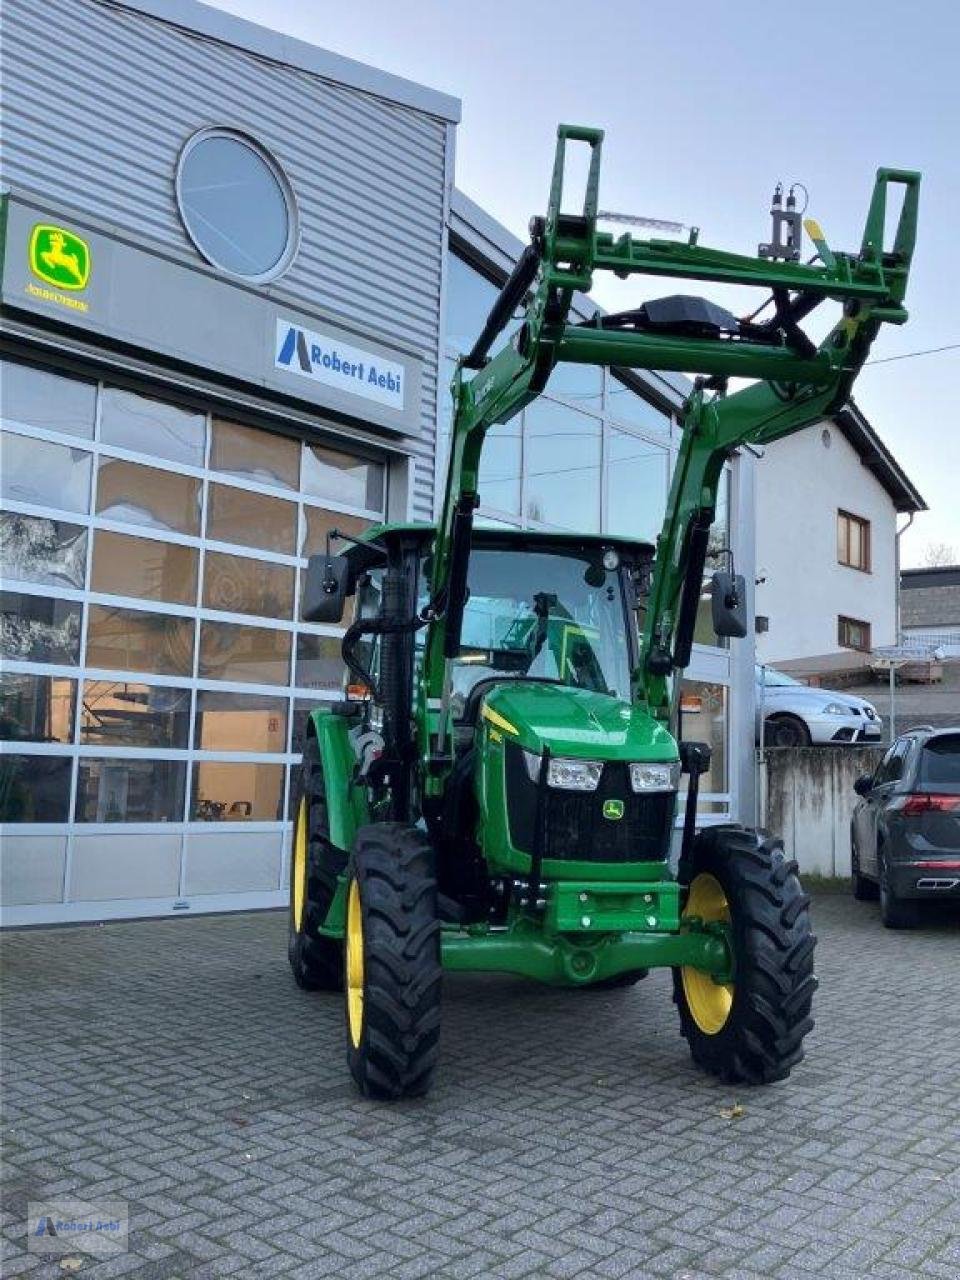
[2, 0, 448, 517]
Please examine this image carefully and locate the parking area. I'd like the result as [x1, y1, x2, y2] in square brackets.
[2, 893, 958, 1280]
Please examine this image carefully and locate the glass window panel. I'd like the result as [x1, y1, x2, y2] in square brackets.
[198, 621, 290, 685]
[0, 513, 87, 589]
[837, 515, 847, 563]
[100, 388, 206, 467]
[207, 483, 296, 554]
[75, 758, 186, 823]
[0, 753, 72, 822]
[544, 362, 603, 411]
[191, 762, 284, 821]
[478, 421, 522, 516]
[524, 401, 601, 531]
[0, 673, 76, 743]
[96, 457, 201, 535]
[606, 431, 668, 543]
[295, 633, 343, 692]
[849, 520, 862, 568]
[445, 254, 521, 358]
[195, 691, 287, 752]
[0, 433, 92, 513]
[80, 680, 190, 748]
[302, 443, 385, 511]
[291, 698, 334, 754]
[210, 418, 298, 489]
[607, 373, 672, 432]
[86, 605, 195, 676]
[203, 552, 293, 618]
[178, 135, 292, 278]
[679, 681, 728, 801]
[1, 361, 96, 438]
[1, 592, 81, 665]
[91, 531, 198, 606]
[301, 508, 372, 558]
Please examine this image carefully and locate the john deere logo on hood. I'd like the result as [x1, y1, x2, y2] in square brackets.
[602, 798, 624, 821]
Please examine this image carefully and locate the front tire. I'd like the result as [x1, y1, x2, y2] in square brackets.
[766, 715, 812, 748]
[673, 826, 817, 1085]
[288, 736, 344, 992]
[345, 823, 442, 1100]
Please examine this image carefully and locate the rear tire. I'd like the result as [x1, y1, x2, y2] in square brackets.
[879, 855, 921, 929]
[851, 832, 877, 901]
[673, 825, 817, 1085]
[345, 823, 442, 1100]
[288, 736, 344, 992]
[766, 715, 812, 748]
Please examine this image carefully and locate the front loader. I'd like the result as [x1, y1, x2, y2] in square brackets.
[288, 126, 919, 1098]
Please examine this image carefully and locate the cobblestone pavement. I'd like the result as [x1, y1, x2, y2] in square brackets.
[2, 893, 958, 1280]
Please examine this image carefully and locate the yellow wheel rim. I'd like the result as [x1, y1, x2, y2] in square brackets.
[346, 878, 364, 1048]
[292, 796, 307, 932]
[681, 872, 734, 1035]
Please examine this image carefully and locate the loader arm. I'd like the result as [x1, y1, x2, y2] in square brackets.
[424, 125, 919, 755]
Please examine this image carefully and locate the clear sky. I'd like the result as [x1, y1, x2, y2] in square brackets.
[211, 0, 959, 566]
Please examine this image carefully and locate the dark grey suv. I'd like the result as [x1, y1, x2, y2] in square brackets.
[851, 726, 960, 928]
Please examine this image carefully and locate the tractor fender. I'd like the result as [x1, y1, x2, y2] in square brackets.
[307, 708, 370, 853]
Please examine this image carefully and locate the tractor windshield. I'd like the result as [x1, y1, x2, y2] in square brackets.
[450, 546, 632, 713]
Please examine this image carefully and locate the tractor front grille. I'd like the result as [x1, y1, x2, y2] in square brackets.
[504, 743, 674, 864]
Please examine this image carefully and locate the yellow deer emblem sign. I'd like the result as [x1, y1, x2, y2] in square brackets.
[29, 225, 91, 291]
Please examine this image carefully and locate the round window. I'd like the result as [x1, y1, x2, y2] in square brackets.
[175, 129, 299, 281]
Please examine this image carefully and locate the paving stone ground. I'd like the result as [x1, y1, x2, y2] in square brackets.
[2, 892, 958, 1280]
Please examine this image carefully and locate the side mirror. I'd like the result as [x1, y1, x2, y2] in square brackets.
[854, 774, 873, 797]
[710, 571, 748, 639]
[302, 554, 351, 623]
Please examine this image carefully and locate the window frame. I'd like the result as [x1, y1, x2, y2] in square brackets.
[838, 614, 872, 652]
[837, 509, 871, 573]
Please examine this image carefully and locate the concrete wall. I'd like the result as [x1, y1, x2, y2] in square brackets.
[755, 424, 898, 663]
[762, 745, 885, 875]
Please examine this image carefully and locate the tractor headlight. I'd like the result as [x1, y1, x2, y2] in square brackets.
[629, 761, 681, 793]
[522, 750, 603, 791]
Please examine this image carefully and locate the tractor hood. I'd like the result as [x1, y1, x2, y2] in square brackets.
[482, 681, 677, 762]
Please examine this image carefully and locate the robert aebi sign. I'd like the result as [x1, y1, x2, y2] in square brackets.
[275, 319, 404, 411]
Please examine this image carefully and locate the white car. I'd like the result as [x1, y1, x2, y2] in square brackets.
[756, 665, 884, 747]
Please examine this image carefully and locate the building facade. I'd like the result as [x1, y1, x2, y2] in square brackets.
[1, 0, 756, 927]
[901, 566, 960, 656]
[754, 405, 924, 664]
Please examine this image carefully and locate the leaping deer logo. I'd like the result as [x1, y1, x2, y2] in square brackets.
[40, 231, 84, 284]
[29, 224, 91, 290]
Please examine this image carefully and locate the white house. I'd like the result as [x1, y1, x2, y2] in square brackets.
[754, 403, 925, 664]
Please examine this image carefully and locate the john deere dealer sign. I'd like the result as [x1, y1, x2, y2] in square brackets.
[3, 196, 421, 435]
[26, 224, 92, 312]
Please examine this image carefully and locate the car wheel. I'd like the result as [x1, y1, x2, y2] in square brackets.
[850, 832, 877, 901]
[766, 715, 812, 748]
[879, 855, 920, 930]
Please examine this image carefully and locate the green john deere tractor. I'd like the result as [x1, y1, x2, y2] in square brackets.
[288, 126, 919, 1098]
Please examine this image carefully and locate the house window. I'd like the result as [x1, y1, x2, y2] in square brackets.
[837, 510, 871, 571]
[838, 615, 872, 651]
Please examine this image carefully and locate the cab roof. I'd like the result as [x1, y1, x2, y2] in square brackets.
[343, 521, 655, 571]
